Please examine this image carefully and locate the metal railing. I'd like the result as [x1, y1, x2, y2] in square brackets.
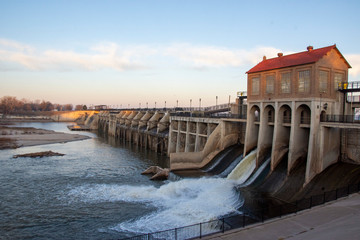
[170, 112, 246, 119]
[321, 114, 360, 123]
[121, 182, 360, 240]
[283, 116, 291, 124]
[347, 95, 360, 103]
[300, 116, 310, 124]
[338, 81, 360, 90]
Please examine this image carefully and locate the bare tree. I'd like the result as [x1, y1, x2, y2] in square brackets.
[64, 104, 73, 111]
[75, 105, 83, 111]
[0, 96, 19, 115]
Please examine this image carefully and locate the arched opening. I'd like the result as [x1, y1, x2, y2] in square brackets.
[289, 104, 311, 173]
[257, 105, 275, 166]
[272, 104, 292, 170]
[283, 107, 291, 124]
[300, 106, 311, 125]
[244, 105, 261, 154]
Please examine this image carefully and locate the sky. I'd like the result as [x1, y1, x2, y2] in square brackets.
[1, 0, 360, 108]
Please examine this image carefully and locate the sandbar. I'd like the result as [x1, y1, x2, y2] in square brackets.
[0, 126, 91, 149]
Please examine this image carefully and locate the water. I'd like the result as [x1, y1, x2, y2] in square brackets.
[0, 122, 257, 239]
[227, 149, 257, 181]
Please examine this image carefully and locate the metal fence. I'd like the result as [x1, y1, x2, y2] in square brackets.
[322, 114, 360, 123]
[121, 182, 360, 240]
[338, 81, 360, 90]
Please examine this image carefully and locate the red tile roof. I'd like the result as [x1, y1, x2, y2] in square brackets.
[246, 45, 351, 74]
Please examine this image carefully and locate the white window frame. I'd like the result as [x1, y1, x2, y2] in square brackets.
[319, 70, 329, 93]
[281, 72, 291, 94]
[266, 75, 275, 94]
[298, 70, 310, 93]
[252, 77, 260, 95]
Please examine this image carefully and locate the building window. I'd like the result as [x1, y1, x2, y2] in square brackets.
[252, 77, 260, 95]
[334, 73, 343, 90]
[266, 75, 275, 94]
[281, 72, 291, 93]
[319, 70, 328, 92]
[298, 70, 310, 93]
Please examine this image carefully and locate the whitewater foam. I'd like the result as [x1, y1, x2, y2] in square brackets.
[67, 177, 242, 234]
[66, 150, 259, 235]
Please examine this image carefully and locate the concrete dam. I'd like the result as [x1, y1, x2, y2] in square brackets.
[87, 45, 360, 193]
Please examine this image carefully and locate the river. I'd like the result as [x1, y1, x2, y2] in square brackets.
[0, 122, 243, 239]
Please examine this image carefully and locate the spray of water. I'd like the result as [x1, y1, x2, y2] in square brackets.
[66, 149, 259, 235]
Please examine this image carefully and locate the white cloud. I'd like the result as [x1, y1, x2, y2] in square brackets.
[346, 54, 360, 78]
[5, 38, 343, 73]
[164, 43, 282, 69]
[0, 38, 34, 52]
[0, 39, 153, 71]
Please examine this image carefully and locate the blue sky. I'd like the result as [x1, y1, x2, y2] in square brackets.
[1, 0, 360, 108]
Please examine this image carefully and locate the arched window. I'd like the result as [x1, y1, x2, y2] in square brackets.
[283, 110, 291, 123]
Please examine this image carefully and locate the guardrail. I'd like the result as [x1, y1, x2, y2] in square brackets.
[338, 81, 360, 90]
[96, 102, 237, 113]
[347, 95, 360, 103]
[321, 114, 360, 123]
[121, 182, 360, 240]
[170, 112, 247, 119]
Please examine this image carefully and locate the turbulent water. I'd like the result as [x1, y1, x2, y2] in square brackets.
[0, 122, 257, 240]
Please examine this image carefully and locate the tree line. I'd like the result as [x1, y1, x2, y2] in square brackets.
[0, 96, 87, 115]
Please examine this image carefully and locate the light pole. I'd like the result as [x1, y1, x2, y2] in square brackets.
[165, 101, 166, 109]
[190, 99, 192, 111]
[176, 100, 178, 108]
[216, 96, 218, 108]
[199, 98, 201, 109]
[155, 101, 157, 109]
[146, 102, 148, 109]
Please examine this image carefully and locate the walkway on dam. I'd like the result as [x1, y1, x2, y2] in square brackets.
[202, 193, 360, 240]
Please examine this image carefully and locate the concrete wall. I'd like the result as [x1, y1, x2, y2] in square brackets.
[342, 128, 360, 164]
[97, 110, 170, 155]
[169, 117, 242, 170]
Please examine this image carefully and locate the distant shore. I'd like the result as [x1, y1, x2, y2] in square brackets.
[0, 124, 91, 150]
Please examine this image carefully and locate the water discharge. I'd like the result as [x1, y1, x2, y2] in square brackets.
[0, 121, 260, 239]
[67, 149, 259, 235]
[226, 149, 257, 182]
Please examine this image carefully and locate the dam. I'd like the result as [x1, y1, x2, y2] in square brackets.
[92, 45, 360, 187]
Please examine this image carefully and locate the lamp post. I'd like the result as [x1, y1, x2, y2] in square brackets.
[216, 96, 218, 108]
[199, 98, 201, 109]
[155, 101, 157, 109]
[146, 102, 148, 109]
[165, 101, 166, 109]
[176, 100, 178, 108]
[190, 99, 192, 111]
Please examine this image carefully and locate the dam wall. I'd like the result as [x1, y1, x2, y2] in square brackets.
[98, 110, 169, 155]
[169, 116, 246, 170]
[95, 107, 247, 166]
